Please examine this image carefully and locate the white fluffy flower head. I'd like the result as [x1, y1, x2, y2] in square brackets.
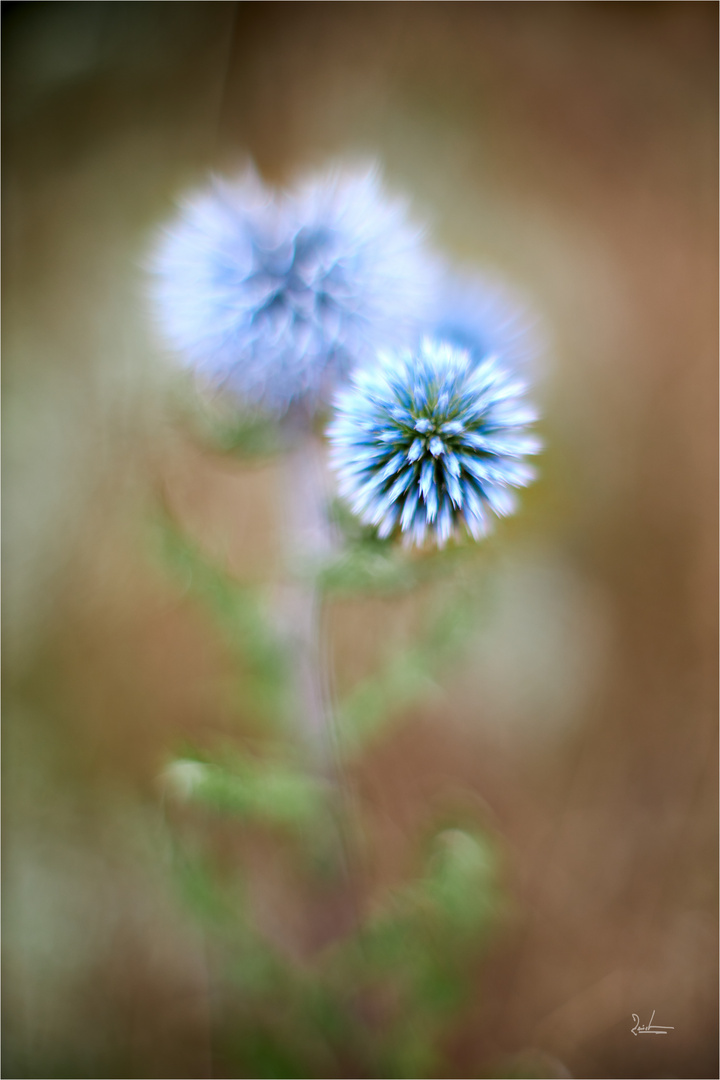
[150, 164, 436, 416]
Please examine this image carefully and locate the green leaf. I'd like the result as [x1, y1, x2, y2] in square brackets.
[171, 377, 284, 459]
[149, 510, 293, 726]
[164, 755, 328, 833]
[334, 647, 438, 755]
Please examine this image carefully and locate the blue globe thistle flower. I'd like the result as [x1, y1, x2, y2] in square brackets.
[431, 269, 543, 377]
[328, 339, 541, 547]
[150, 165, 435, 416]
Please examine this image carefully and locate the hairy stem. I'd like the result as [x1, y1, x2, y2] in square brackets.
[279, 430, 364, 912]
[280, 430, 338, 768]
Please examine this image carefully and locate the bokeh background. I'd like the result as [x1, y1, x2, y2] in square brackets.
[3, 3, 717, 1078]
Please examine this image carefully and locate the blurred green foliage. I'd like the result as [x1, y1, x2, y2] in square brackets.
[172, 376, 286, 459]
[152, 464, 504, 1078]
[152, 509, 294, 729]
[164, 755, 329, 834]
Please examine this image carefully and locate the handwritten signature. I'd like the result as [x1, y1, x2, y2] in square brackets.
[631, 1011, 674, 1036]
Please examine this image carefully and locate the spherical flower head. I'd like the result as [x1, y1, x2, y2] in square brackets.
[328, 339, 541, 547]
[150, 164, 436, 417]
[431, 269, 544, 378]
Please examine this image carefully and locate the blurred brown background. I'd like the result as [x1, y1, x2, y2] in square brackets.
[3, 3, 718, 1078]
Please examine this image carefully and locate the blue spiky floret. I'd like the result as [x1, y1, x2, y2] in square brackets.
[328, 338, 541, 546]
[150, 165, 435, 416]
[431, 269, 543, 377]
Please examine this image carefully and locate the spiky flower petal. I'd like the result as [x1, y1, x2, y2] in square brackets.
[328, 339, 541, 547]
[150, 165, 435, 416]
